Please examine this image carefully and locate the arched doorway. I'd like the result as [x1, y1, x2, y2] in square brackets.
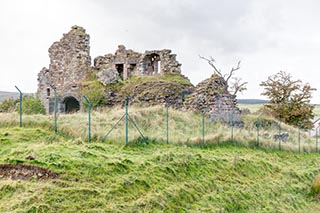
[142, 53, 161, 75]
[63, 96, 80, 113]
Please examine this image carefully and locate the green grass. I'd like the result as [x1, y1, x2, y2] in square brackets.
[0, 106, 318, 153]
[0, 127, 320, 212]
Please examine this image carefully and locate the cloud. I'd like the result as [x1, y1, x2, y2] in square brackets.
[0, 0, 320, 102]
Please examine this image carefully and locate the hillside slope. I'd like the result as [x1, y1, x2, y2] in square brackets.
[0, 127, 320, 212]
[0, 91, 19, 103]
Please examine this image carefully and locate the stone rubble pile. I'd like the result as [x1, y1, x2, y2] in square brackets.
[185, 74, 243, 125]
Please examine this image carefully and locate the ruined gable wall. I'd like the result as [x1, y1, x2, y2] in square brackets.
[93, 46, 181, 80]
[37, 26, 91, 113]
[48, 25, 91, 93]
[138, 49, 181, 75]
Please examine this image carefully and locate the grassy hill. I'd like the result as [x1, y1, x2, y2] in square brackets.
[1, 107, 320, 212]
[0, 127, 320, 212]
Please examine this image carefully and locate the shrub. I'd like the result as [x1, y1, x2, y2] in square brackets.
[81, 80, 106, 109]
[0, 98, 18, 112]
[18, 96, 46, 115]
[311, 174, 320, 198]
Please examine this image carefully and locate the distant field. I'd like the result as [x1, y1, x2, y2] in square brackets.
[239, 104, 320, 117]
[0, 91, 19, 103]
[238, 104, 263, 113]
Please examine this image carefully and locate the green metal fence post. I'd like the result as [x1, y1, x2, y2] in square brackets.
[125, 97, 129, 146]
[202, 112, 205, 146]
[298, 127, 301, 153]
[48, 84, 57, 133]
[14, 86, 23, 127]
[166, 105, 169, 144]
[316, 127, 319, 153]
[102, 97, 145, 144]
[278, 123, 281, 151]
[83, 96, 91, 143]
[54, 90, 57, 133]
[256, 118, 260, 147]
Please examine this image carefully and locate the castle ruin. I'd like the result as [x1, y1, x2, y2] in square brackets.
[37, 25, 242, 123]
[37, 26, 183, 114]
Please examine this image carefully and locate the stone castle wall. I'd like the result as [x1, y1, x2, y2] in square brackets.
[37, 26, 91, 113]
[94, 45, 181, 84]
[37, 26, 184, 114]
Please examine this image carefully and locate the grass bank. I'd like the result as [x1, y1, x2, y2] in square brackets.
[0, 127, 320, 212]
[0, 106, 318, 153]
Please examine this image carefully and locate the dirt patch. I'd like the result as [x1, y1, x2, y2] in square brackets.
[0, 164, 59, 180]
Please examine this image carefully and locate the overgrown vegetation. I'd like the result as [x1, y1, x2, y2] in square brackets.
[81, 73, 193, 109]
[260, 71, 316, 129]
[0, 98, 18, 112]
[0, 96, 45, 114]
[0, 127, 320, 212]
[0, 106, 318, 152]
[21, 96, 46, 115]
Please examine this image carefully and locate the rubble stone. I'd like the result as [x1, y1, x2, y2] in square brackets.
[96, 68, 119, 85]
[185, 74, 242, 125]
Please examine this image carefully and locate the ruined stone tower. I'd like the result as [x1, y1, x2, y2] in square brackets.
[37, 26, 186, 114]
[38, 26, 91, 113]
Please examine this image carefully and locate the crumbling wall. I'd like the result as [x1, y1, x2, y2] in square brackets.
[38, 26, 189, 113]
[37, 25, 91, 113]
[93, 45, 181, 83]
[185, 74, 242, 125]
[94, 45, 141, 81]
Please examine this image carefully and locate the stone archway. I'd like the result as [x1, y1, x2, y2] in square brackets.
[142, 53, 161, 75]
[63, 96, 80, 113]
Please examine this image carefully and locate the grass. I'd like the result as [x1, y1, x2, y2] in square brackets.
[0, 126, 320, 212]
[0, 106, 318, 153]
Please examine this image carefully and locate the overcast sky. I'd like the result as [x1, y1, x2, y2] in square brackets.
[1, 0, 320, 102]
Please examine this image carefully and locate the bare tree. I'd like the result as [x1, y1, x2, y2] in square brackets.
[199, 55, 247, 95]
[229, 77, 248, 96]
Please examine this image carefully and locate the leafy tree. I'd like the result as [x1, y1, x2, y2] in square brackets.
[19, 96, 46, 115]
[0, 98, 18, 112]
[260, 71, 316, 129]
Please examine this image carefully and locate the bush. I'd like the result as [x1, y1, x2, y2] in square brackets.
[311, 174, 320, 198]
[81, 80, 106, 109]
[0, 98, 18, 112]
[18, 96, 46, 115]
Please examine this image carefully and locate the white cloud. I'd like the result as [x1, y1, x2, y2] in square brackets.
[1, 0, 320, 102]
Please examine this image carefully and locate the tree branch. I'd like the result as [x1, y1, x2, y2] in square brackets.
[226, 61, 241, 83]
[199, 55, 223, 76]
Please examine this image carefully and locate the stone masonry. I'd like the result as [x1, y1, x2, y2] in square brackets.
[94, 45, 182, 83]
[37, 26, 91, 114]
[37, 25, 241, 119]
[37, 26, 184, 114]
[185, 74, 242, 125]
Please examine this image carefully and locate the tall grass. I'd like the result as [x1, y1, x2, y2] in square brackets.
[0, 127, 320, 212]
[0, 106, 318, 153]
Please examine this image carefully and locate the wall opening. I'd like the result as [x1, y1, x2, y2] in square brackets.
[143, 53, 161, 75]
[115, 64, 124, 80]
[63, 96, 80, 113]
[47, 88, 50, 97]
[127, 64, 136, 78]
